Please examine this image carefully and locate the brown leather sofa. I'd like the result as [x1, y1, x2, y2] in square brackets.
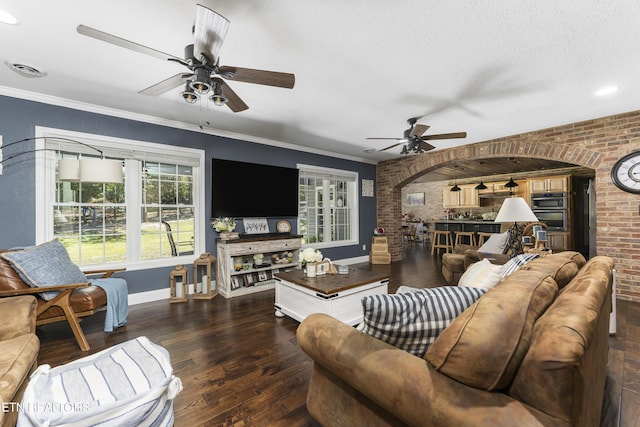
[297, 252, 613, 426]
[0, 296, 39, 427]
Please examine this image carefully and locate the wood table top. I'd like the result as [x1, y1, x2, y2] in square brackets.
[275, 268, 389, 295]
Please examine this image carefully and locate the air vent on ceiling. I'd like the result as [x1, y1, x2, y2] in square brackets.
[4, 61, 47, 78]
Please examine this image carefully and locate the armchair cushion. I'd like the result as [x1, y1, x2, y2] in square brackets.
[357, 286, 486, 357]
[1, 239, 87, 300]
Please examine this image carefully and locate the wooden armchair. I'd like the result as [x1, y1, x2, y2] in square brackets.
[0, 251, 124, 351]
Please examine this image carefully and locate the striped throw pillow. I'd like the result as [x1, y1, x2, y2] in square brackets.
[357, 286, 486, 357]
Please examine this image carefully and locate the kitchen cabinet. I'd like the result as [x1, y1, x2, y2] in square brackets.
[442, 184, 479, 208]
[477, 180, 528, 200]
[529, 175, 569, 193]
[547, 231, 571, 252]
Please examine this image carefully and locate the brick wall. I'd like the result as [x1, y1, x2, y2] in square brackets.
[377, 110, 640, 302]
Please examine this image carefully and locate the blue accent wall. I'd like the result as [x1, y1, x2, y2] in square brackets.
[0, 95, 377, 294]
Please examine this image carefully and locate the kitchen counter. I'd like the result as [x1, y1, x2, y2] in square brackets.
[436, 220, 496, 224]
[434, 220, 502, 234]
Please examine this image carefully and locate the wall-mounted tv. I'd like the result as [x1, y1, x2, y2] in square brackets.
[211, 158, 299, 218]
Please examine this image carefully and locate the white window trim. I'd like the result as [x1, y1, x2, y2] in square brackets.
[297, 163, 359, 250]
[34, 126, 206, 272]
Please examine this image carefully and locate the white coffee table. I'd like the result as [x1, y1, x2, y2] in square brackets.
[274, 268, 389, 325]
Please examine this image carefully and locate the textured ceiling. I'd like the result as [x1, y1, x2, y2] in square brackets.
[1, 1, 639, 167]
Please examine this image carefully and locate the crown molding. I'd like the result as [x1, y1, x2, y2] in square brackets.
[0, 86, 377, 164]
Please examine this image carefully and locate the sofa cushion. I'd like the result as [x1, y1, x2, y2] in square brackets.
[357, 286, 486, 357]
[500, 253, 540, 278]
[1, 240, 87, 300]
[425, 270, 558, 391]
[552, 250, 587, 268]
[519, 254, 579, 289]
[458, 258, 503, 290]
[0, 333, 40, 404]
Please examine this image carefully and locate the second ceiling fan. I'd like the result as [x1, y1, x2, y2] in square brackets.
[77, 4, 295, 113]
[367, 117, 467, 154]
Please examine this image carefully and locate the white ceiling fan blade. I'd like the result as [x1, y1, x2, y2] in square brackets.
[139, 73, 192, 96]
[77, 25, 182, 62]
[193, 4, 230, 65]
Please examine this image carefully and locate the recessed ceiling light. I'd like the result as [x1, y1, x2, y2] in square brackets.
[0, 9, 18, 25]
[594, 85, 620, 97]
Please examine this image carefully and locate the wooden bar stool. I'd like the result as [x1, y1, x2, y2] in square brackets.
[431, 230, 453, 255]
[454, 231, 477, 247]
[477, 232, 495, 246]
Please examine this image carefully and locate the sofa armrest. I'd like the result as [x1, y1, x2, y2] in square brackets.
[0, 295, 37, 340]
[297, 313, 562, 427]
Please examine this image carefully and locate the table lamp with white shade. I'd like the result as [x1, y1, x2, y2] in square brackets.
[494, 197, 538, 255]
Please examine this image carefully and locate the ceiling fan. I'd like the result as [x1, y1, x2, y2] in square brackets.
[367, 117, 467, 154]
[76, 4, 295, 113]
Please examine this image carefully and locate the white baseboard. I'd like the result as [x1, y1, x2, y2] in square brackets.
[127, 281, 217, 306]
[127, 260, 372, 306]
[128, 288, 170, 306]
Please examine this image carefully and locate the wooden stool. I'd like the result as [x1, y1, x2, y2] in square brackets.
[431, 230, 453, 255]
[454, 231, 477, 247]
[477, 232, 495, 246]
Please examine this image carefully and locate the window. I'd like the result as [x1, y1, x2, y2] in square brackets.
[36, 127, 205, 269]
[298, 165, 358, 247]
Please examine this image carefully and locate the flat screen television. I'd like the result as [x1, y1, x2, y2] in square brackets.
[211, 158, 299, 218]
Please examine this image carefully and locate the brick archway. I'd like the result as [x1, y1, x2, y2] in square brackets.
[377, 139, 601, 262]
[375, 110, 640, 302]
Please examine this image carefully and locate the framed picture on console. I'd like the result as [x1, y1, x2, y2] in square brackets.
[230, 276, 241, 290]
[312, 260, 332, 276]
[243, 218, 269, 234]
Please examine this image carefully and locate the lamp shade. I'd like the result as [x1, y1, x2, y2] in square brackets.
[494, 197, 538, 223]
[57, 159, 80, 182]
[79, 158, 123, 183]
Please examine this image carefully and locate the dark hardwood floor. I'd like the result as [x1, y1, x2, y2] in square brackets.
[36, 245, 637, 426]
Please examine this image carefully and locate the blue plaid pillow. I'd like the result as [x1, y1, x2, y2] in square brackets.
[1, 239, 87, 300]
[357, 286, 486, 357]
[501, 253, 540, 278]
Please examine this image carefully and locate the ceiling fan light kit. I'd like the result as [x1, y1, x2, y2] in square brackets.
[210, 81, 228, 106]
[181, 83, 200, 104]
[77, 4, 295, 113]
[189, 67, 212, 94]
